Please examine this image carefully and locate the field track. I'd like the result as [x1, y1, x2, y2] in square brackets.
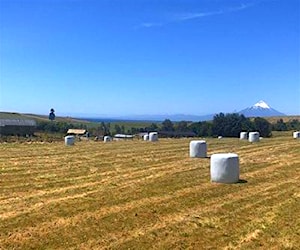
[0, 133, 299, 249]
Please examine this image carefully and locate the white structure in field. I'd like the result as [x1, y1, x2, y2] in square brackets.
[293, 131, 300, 139]
[189, 140, 207, 158]
[240, 132, 248, 140]
[113, 134, 134, 141]
[103, 136, 111, 142]
[143, 134, 149, 141]
[248, 132, 260, 142]
[210, 153, 239, 183]
[149, 132, 158, 142]
[65, 135, 75, 146]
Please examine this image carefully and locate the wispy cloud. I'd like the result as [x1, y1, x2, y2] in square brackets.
[137, 3, 255, 29]
[178, 3, 254, 21]
[177, 10, 224, 21]
[137, 22, 163, 28]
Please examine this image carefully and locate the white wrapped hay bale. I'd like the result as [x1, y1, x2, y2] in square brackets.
[293, 131, 300, 139]
[248, 132, 260, 142]
[65, 135, 75, 146]
[103, 136, 111, 142]
[240, 132, 248, 140]
[143, 134, 149, 141]
[218, 136, 223, 140]
[189, 140, 207, 158]
[149, 132, 158, 142]
[210, 153, 239, 183]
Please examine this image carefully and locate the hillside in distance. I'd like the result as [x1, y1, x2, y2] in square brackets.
[0, 112, 91, 124]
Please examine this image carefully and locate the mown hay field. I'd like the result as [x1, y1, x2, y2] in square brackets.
[0, 132, 299, 249]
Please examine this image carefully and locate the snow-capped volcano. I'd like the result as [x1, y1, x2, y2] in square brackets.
[239, 100, 285, 117]
[253, 100, 271, 109]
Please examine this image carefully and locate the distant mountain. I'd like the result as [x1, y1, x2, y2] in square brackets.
[114, 114, 215, 122]
[71, 100, 286, 122]
[239, 100, 286, 117]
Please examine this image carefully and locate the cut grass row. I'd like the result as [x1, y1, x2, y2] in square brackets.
[0, 134, 299, 249]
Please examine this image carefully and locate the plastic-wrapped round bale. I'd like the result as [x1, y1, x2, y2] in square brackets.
[210, 153, 239, 183]
[248, 132, 259, 142]
[149, 132, 158, 142]
[65, 135, 75, 146]
[293, 131, 300, 139]
[103, 136, 111, 142]
[143, 134, 149, 141]
[240, 132, 248, 140]
[189, 140, 207, 158]
[218, 136, 223, 140]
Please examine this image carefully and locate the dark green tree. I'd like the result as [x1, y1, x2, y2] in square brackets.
[199, 121, 213, 136]
[121, 125, 125, 134]
[161, 119, 174, 131]
[114, 124, 122, 134]
[149, 123, 158, 131]
[253, 117, 272, 137]
[212, 113, 226, 136]
[100, 122, 111, 135]
[49, 108, 55, 121]
[212, 113, 254, 137]
[273, 119, 288, 131]
[287, 119, 300, 130]
[188, 121, 212, 137]
[175, 121, 189, 132]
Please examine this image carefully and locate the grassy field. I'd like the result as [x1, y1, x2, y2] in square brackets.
[265, 116, 300, 124]
[0, 112, 90, 124]
[0, 132, 299, 249]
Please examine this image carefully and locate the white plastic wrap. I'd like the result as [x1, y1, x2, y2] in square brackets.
[293, 131, 300, 139]
[240, 132, 248, 140]
[103, 136, 111, 142]
[189, 140, 207, 158]
[210, 153, 239, 183]
[65, 135, 75, 146]
[248, 132, 259, 142]
[149, 132, 158, 142]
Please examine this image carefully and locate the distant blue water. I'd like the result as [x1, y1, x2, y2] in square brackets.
[76, 118, 161, 123]
[75, 113, 215, 123]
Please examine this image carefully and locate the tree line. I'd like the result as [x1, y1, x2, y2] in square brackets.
[271, 118, 300, 131]
[158, 114, 273, 138]
[36, 121, 88, 134]
[36, 114, 300, 138]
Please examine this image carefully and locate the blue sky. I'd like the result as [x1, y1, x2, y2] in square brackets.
[0, 0, 299, 117]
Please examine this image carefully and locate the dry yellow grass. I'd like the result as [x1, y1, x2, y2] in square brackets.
[264, 116, 300, 124]
[0, 132, 299, 249]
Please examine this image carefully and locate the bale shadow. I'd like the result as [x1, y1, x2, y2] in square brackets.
[237, 179, 248, 184]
